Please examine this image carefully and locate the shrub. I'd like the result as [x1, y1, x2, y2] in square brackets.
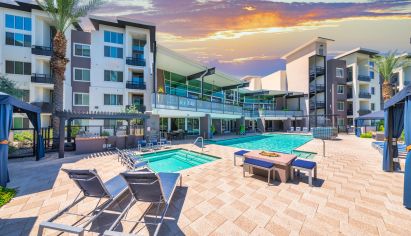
[360, 132, 373, 138]
[13, 131, 33, 142]
[101, 131, 110, 137]
[0, 187, 16, 207]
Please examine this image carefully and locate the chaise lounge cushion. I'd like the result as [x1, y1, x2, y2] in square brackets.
[234, 150, 250, 156]
[292, 159, 316, 169]
[244, 158, 274, 169]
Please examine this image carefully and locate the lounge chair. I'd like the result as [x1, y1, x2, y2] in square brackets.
[289, 127, 295, 132]
[302, 127, 308, 133]
[295, 127, 301, 132]
[117, 149, 148, 170]
[38, 169, 128, 236]
[104, 169, 182, 236]
[148, 138, 161, 150]
[159, 138, 172, 149]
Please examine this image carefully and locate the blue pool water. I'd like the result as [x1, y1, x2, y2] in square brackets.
[212, 134, 315, 158]
[140, 149, 218, 172]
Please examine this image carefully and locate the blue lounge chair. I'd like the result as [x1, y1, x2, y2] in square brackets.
[159, 138, 172, 149]
[137, 140, 150, 152]
[233, 150, 250, 166]
[38, 169, 128, 236]
[105, 168, 182, 236]
[149, 138, 160, 150]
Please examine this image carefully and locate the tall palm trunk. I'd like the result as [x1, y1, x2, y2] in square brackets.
[51, 31, 69, 145]
[382, 80, 393, 101]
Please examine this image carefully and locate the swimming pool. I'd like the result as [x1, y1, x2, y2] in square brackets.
[212, 134, 315, 158]
[140, 149, 218, 172]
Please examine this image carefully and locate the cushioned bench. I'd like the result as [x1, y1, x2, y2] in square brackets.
[243, 157, 275, 185]
[290, 159, 317, 186]
[234, 150, 250, 166]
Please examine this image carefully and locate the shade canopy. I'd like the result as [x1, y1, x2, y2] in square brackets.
[0, 92, 45, 187]
[356, 110, 384, 121]
[381, 85, 411, 209]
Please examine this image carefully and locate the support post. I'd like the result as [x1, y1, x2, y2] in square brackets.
[58, 117, 66, 158]
[322, 139, 325, 157]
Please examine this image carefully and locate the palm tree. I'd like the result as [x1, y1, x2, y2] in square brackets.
[371, 51, 410, 101]
[36, 0, 103, 142]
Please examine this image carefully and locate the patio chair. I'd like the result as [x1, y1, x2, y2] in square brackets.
[295, 127, 301, 132]
[121, 150, 148, 170]
[148, 138, 161, 150]
[38, 169, 128, 236]
[137, 140, 151, 152]
[104, 169, 182, 236]
[302, 127, 309, 133]
[289, 127, 295, 132]
[159, 138, 172, 149]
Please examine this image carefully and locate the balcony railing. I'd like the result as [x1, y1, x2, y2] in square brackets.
[358, 75, 371, 82]
[125, 105, 146, 113]
[126, 57, 146, 66]
[358, 92, 371, 99]
[32, 45, 53, 56]
[31, 102, 52, 113]
[347, 92, 353, 99]
[309, 84, 325, 94]
[153, 93, 302, 118]
[358, 109, 371, 116]
[310, 101, 326, 110]
[31, 74, 53, 84]
[126, 81, 146, 90]
[347, 109, 353, 116]
[309, 66, 325, 77]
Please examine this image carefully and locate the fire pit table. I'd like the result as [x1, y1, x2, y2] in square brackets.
[243, 150, 297, 183]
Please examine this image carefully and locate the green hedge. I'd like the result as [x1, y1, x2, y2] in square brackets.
[360, 132, 373, 138]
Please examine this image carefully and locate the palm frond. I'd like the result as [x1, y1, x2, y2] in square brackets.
[370, 50, 410, 82]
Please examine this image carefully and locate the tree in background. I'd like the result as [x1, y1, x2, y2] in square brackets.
[0, 75, 23, 98]
[36, 0, 103, 143]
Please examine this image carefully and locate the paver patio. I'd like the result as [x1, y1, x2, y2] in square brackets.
[1, 134, 410, 235]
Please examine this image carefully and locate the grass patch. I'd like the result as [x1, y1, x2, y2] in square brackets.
[0, 187, 16, 207]
[360, 132, 373, 138]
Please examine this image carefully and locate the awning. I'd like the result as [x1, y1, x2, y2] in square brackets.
[355, 110, 384, 121]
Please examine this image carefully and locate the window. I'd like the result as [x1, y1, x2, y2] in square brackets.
[5, 60, 31, 75]
[336, 68, 344, 78]
[104, 94, 123, 105]
[104, 31, 123, 44]
[73, 93, 89, 106]
[5, 14, 31, 31]
[371, 103, 375, 111]
[131, 72, 144, 84]
[104, 70, 123, 82]
[74, 68, 90, 82]
[104, 119, 122, 128]
[13, 117, 29, 129]
[337, 101, 344, 111]
[74, 43, 90, 57]
[5, 32, 31, 47]
[337, 85, 344, 94]
[370, 71, 375, 80]
[371, 87, 375, 95]
[104, 46, 123, 58]
[337, 118, 345, 126]
[369, 61, 374, 79]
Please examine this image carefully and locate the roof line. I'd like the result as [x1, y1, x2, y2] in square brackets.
[334, 47, 379, 59]
[281, 37, 334, 59]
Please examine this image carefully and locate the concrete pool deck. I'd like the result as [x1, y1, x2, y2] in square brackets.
[1, 134, 410, 235]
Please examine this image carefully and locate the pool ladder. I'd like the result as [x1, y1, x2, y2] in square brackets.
[193, 136, 204, 152]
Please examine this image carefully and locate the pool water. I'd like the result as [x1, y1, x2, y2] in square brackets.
[212, 134, 315, 158]
[140, 149, 218, 172]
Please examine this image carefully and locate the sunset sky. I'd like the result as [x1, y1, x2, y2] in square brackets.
[64, 0, 411, 77]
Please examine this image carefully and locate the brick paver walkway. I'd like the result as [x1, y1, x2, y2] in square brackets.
[0, 134, 410, 235]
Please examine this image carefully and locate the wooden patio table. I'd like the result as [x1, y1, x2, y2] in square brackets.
[243, 150, 297, 183]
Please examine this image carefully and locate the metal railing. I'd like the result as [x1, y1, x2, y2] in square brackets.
[126, 81, 146, 90]
[153, 93, 302, 118]
[125, 105, 146, 113]
[358, 92, 371, 99]
[309, 66, 325, 77]
[193, 136, 204, 152]
[126, 57, 146, 66]
[32, 45, 53, 56]
[31, 102, 52, 113]
[358, 75, 371, 82]
[358, 109, 371, 116]
[309, 84, 325, 93]
[31, 73, 53, 84]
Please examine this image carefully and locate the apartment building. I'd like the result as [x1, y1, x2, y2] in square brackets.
[280, 37, 334, 128]
[335, 48, 381, 126]
[393, 53, 411, 93]
[0, 1, 77, 128]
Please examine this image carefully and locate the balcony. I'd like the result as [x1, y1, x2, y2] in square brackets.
[32, 45, 53, 56]
[31, 102, 52, 113]
[125, 105, 146, 113]
[358, 91, 371, 99]
[256, 110, 303, 117]
[347, 109, 353, 116]
[126, 57, 146, 67]
[347, 91, 353, 99]
[309, 84, 325, 94]
[309, 66, 325, 77]
[310, 101, 326, 110]
[358, 75, 371, 82]
[358, 109, 371, 116]
[31, 74, 53, 84]
[126, 81, 146, 90]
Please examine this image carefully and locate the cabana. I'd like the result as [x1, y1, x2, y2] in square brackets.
[0, 92, 45, 187]
[382, 85, 411, 209]
[354, 110, 384, 137]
